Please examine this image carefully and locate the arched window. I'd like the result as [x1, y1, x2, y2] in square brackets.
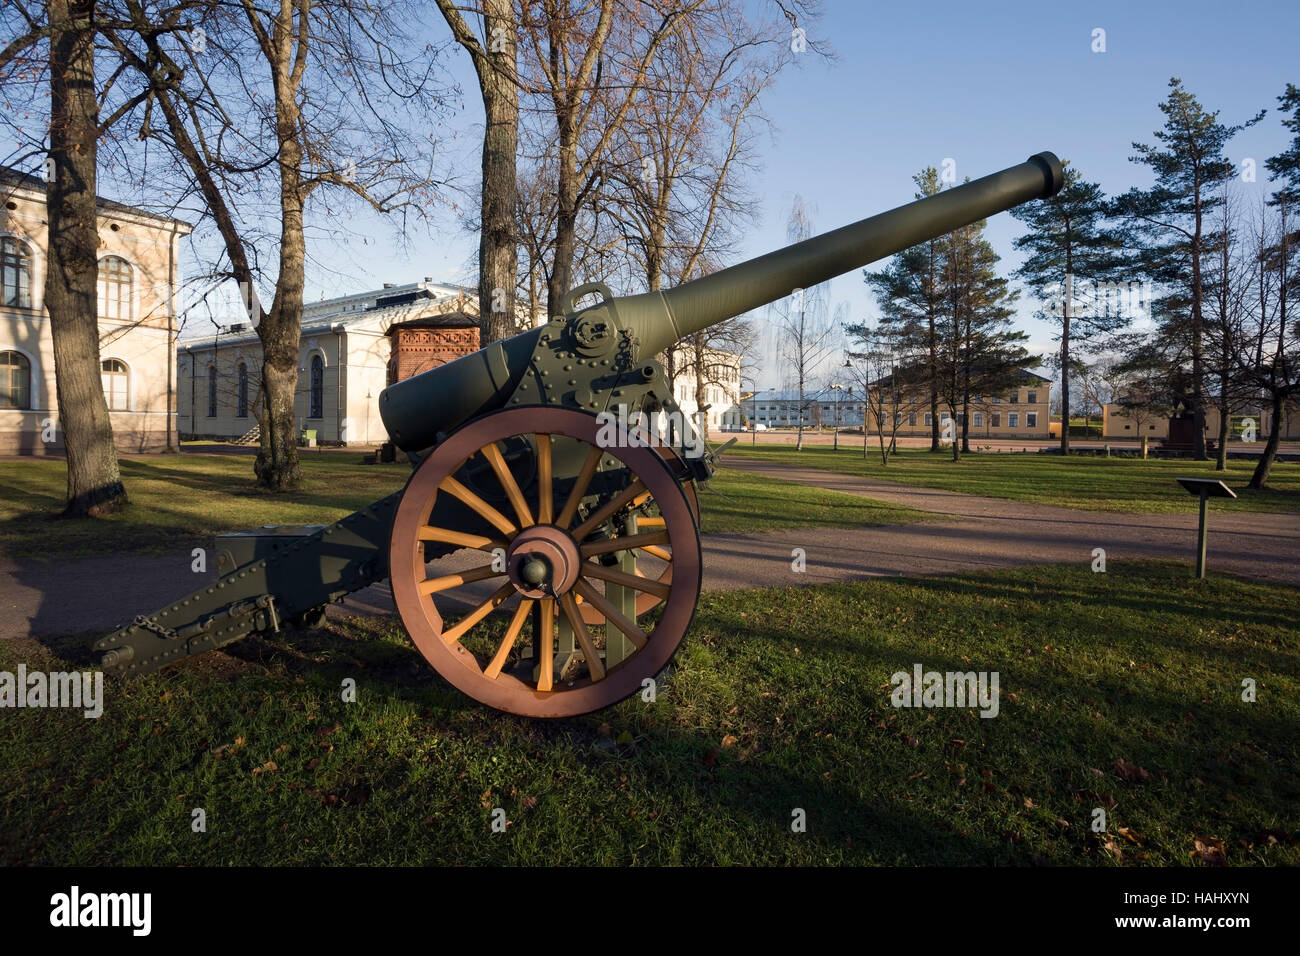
[97, 256, 133, 320]
[207, 366, 217, 418]
[1, 237, 33, 309]
[0, 350, 31, 408]
[309, 354, 324, 419]
[101, 358, 129, 410]
[236, 362, 249, 418]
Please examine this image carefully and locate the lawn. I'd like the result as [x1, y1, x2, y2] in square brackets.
[0, 454, 921, 559]
[723, 443, 1300, 514]
[1, 562, 1294, 866]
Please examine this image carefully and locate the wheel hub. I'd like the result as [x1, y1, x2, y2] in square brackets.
[507, 525, 580, 598]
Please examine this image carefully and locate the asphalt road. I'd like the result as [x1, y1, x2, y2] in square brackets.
[3, 460, 1295, 642]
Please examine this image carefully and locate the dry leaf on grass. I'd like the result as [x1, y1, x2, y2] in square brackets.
[1113, 759, 1152, 782]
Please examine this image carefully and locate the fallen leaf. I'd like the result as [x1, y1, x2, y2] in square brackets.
[252, 760, 278, 775]
[720, 734, 739, 748]
[1113, 759, 1152, 782]
[1102, 837, 1124, 860]
[521, 796, 538, 810]
[1192, 835, 1227, 866]
[616, 731, 633, 745]
[1118, 827, 1143, 845]
[1023, 797, 1036, 809]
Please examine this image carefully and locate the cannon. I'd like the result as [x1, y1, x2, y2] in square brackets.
[95, 151, 1064, 717]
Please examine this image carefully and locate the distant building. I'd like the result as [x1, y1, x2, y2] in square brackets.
[864, 369, 1053, 439]
[1102, 398, 1300, 441]
[0, 165, 193, 455]
[663, 345, 743, 433]
[745, 387, 866, 431]
[178, 281, 485, 445]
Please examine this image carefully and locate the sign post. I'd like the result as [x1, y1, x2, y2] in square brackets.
[1175, 478, 1237, 579]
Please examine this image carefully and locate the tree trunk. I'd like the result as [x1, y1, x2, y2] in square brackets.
[1190, 210, 1207, 460]
[477, 0, 519, 343]
[1215, 387, 1230, 470]
[547, 113, 579, 319]
[1060, 276, 1071, 455]
[1248, 392, 1284, 489]
[46, 0, 128, 517]
[254, 58, 306, 491]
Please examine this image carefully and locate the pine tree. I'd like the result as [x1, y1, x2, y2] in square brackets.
[1011, 162, 1127, 455]
[864, 167, 944, 451]
[1116, 78, 1263, 460]
[936, 217, 1029, 461]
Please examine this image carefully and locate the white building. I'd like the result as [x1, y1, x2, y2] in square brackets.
[1, 165, 193, 454]
[663, 345, 744, 434]
[177, 281, 483, 445]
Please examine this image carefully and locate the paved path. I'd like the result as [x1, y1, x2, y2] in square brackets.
[3, 462, 1296, 640]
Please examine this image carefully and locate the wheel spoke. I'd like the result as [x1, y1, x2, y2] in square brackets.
[480, 441, 535, 528]
[636, 515, 666, 528]
[559, 592, 605, 681]
[557, 445, 603, 529]
[572, 579, 648, 651]
[641, 544, 673, 562]
[417, 526, 507, 552]
[571, 478, 649, 540]
[418, 563, 502, 596]
[536, 434, 553, 524]
[537, 598, 555, 691]
[438, 475, 517, 538]
[581, 561, 671, 598]
[485, 599, 534, 679]
[580, 529, 670, 559]
[442, 581, 516, 644]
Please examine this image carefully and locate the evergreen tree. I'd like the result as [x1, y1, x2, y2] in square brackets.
[863, 167, 944, 451]
[1012, 162, 1127, 455]
[1115, 78, 1263, 460]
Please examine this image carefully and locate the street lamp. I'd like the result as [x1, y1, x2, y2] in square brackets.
[830, 383, 844, 451]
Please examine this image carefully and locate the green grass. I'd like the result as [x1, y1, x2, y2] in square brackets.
[698, 466, 922, 533]
[0, 456, 920, 560]
[2, 562, 1295, 866]
[724, 443, 1300, 514]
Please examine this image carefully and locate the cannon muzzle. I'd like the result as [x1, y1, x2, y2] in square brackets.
[381, 151, 1063, 452]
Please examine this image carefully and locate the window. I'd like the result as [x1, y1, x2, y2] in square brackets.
[0, 350, 31, 408]
[1009, 412, 1020, 428]
[894, 412, 903, 427]
[236, 362, 249, 418]
[991, 412, 1001, 428]
[1, 237, 33, 308]
[1026, 412, 1038, 428]
[309, 354, 324, 419]
[1027, 390, 1038, 404]
[940, 411, 951, 424]
[991, 396, 1000, 404]
[207, 366, 217, 417]
[924, 413, 933, 426]
[908, 412, 918, 427]
[973, 412, 983, 427]
[1123, 424, 1131, 430]
[97, 256, 133, 320]
[101, 359, 128, 410]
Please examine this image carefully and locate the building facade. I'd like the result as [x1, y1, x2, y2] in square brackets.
[1102, 400, 1300, 441]
[1, 166, 193, 454]
[864, 370, 1053, 440]
[663, 345, 744, 434]
[178, 281, 484, 445]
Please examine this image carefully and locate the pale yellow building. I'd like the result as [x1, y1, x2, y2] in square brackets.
[865, 370, 1053, 440]
[1, 165, 193, 454]
[1102, 400, 1300, 441]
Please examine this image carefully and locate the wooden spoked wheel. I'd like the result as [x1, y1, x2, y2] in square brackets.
[389, 407, 702, 717]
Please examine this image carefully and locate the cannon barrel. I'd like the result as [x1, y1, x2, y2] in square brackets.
[380, 151, 1063, 452]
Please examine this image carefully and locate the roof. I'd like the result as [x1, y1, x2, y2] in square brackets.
[0, 164, 193, 230]
[867, 366, 1052, 389]
[385, 312, 478, 334]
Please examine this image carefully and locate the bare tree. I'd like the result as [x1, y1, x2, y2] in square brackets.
[104, 0, 449, 489]
[772, 195, 835, 450]
[436, 0, 520, 344]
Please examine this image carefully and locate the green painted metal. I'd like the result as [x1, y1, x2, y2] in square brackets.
[94, 151, 1063, 679]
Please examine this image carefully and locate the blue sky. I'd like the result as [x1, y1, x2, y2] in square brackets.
[204, 0, 1299, 386]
